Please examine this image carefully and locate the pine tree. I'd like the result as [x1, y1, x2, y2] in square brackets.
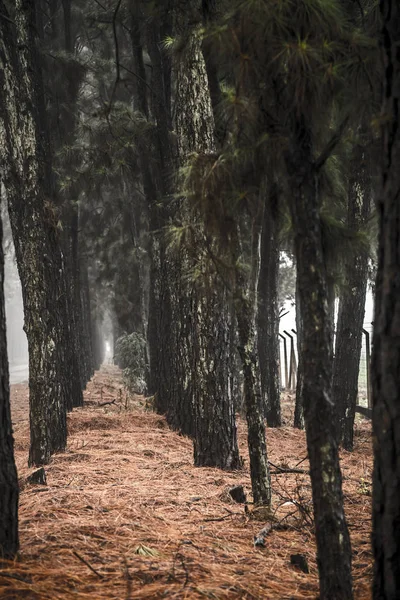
[333, 136, 374, 450]
[0, 0, 77, 465]
[0, 196, 19, 558]
[372, 1, 400, 596]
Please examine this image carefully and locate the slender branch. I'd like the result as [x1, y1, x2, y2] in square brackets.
[314, 115, 350, 172]
[107, 0, 123, 114]
[92, 0, 108, 11]
[73, 551, 104, 579]
[0, 12, 14, 25]
[0, 572, 32, 583]
[268, 460, 309, 475]
[98, 398, 117, 407]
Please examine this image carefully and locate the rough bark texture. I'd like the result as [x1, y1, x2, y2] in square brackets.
[0, 0, 74, 465]
[130, 2, 240, 469]
[286, 135, 353, 600]
[43, 0, 86, 400]
[0, 200, 19, 558]
[172, 8, 240, 468]
[142, 8, 175, 409]
[372, 2, 400, 597]
[257, 185, 281, 427]
[81, 261, 95, 376]
[233, 221, 271, 505]
[193, 290, 240, 469]
[294, 273, 305, 429]
[333, 147, 371, 451]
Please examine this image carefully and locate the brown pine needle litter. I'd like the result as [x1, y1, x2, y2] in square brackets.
[3, 367, 373, 599]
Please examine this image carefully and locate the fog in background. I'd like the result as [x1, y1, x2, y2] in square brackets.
[4, 225, 28, 384]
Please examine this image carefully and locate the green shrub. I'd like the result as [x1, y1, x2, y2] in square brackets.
[114, 332, 147, 394]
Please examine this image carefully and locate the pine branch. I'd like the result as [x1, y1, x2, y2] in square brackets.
[0, 12, 14, 25]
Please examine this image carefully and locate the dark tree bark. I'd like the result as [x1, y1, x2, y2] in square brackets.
[81, 260, 95, 376]
[140, 6, 175, 409]
[257, 184, 281, 427]
[372, 2, 400, 597]
[0, 0, 78, 465]
[294, 271, 305, 428]
[0, 199, 19, 559]
[233, 218, 272, 505]
[66, 205, 87, 399]
[42, 0, 86, 398]
[193, 289, 240, 469]
[172, 5, 240, 468]
[286, 132, 353, 599]
[130, 1, 241, 468]
[333, 146, 371, 451]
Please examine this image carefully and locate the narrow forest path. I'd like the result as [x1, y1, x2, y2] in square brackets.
[3, 367, 372, 599]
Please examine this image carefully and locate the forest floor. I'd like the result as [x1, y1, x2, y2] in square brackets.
[2, 366, 372, 599]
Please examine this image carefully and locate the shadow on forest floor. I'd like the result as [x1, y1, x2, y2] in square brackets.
[2, 366, 372, 599]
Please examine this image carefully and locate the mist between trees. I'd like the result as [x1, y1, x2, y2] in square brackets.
[0, 1, 399, 599]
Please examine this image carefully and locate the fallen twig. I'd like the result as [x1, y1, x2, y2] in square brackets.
[0, 572, 32, 584]
[203, 513, 238, 522]
[73, 551, 104, 579]
[203, 507, 241, 522]
[98, 399, 117, 407]
[269, 461, 309, 475]
[294, 455, 308, 468]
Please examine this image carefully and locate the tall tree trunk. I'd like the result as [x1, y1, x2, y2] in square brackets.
[172, 7, 240, 468]
[193, 289, 240, 469]
[294, 271, 305, 428]
[0, 198, 19, 558]
[43, 0, 86, 399]
[286, 133, 353, 600]
[372, 2, 400, 597]
[333, 146, 371, 451]
[0, 0, 80, 465]
[70, 209, 88, 389]
[81, 260, 95, 376]
[233, 218, 272, 505]
[140, 6, 175, 410]
[257, 184, 281, 427]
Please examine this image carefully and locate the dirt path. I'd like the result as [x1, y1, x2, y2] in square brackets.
[3, 367, 373, 599]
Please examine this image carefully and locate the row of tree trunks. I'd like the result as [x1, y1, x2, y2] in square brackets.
[172, 3, 240, 467]
[130, 0, 242, 470]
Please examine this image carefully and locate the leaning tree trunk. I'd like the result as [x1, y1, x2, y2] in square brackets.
[286, 134, 353, 600]
[372, 2, 400, 597]
[257, 183, 281, 427]
[172, 9, 241, 468]
[0, 199, 19, 558]
[333, 147, 371, 451]
[0, 0, 79, 465]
